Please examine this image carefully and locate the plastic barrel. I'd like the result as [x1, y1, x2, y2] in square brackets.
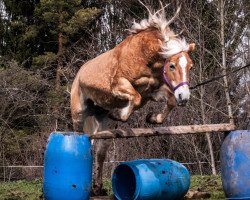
[220, 130, 250, 199]
[43, 132, 93, 200]
[112, 159, 190, 200]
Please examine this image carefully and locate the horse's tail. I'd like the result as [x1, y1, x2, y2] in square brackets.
[70, 74, 85, 132]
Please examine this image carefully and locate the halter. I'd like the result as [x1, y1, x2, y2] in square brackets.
[163, 60, 189, 92]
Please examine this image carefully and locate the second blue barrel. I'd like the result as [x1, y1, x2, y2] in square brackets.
[112, 159, 190, 200]
[43, 132, 93, 200]
[220, 130, 250, 199]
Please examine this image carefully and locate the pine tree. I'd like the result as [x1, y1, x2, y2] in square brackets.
[0, 0, 38, 61]
[32, 0, 101, 89]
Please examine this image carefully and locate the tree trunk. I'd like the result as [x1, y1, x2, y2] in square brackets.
[220, 0, 234, 125]
[53, 32, 63, 130]
[199, 83, 216, 175]
[56, 32, 63, 90]
[200, 66, 217, 175]
[198, 18, 216, 175]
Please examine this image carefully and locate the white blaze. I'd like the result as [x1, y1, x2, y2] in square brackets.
[174, 55, 190, 102]
[179, 55, 188, 82]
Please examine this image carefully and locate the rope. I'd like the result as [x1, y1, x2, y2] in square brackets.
[190, 63, 250, 90]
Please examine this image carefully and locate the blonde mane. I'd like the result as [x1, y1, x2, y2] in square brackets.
[129, 1, 189, 58]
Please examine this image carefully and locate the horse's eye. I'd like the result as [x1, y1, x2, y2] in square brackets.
[169, 64, 175, 71]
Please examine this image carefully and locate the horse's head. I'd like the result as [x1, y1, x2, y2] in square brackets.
[161, 41, 195, 106]
[130, 1, 196, 106]
[130, 0, 195, 106]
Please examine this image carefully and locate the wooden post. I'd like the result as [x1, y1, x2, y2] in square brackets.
[90, 123, 236, 139]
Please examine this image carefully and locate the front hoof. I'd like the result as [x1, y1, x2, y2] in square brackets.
[108, 109, 127, 122]
[146, 113, 163, 124]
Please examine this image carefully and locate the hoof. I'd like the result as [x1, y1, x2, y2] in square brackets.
[146, 113, 163, 124]
[108, 109, 128, 122]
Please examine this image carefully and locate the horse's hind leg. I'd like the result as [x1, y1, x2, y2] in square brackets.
[72, 103, 111, 195]
[91, 115, 112, 196]
[93, 138, 111, 195]
[71, 80, 111, 196]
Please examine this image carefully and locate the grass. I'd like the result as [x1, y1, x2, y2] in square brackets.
[190, 175, 225, 200]
[0, 176, 225, 200]
[0, 179, 42, 200]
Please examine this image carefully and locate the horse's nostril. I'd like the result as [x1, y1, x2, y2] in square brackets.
[179, 94, 182, 100]
[178, 99, 188, 107]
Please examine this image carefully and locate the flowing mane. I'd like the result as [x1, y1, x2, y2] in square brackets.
[129, 1, 189, 58]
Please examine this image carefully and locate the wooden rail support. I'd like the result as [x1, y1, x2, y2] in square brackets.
[90, 123, 236, 139]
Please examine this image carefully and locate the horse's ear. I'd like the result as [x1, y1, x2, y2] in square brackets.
[158, 39, 163, 46]
[188, 43, 195, 52]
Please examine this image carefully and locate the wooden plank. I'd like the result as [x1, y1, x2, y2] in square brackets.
[90, 123, 236, 139]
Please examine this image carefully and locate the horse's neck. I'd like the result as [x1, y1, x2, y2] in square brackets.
[115, 29, 162, 63]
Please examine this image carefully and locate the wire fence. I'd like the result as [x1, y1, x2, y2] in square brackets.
[0, 160, 221, 181]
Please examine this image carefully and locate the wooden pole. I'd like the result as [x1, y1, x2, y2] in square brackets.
[90, 123, 236, 139]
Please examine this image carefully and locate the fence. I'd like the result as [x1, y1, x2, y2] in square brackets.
[0, 160, 222, 182]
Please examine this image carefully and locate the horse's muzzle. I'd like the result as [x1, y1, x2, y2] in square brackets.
[175, 89, 190, 106]
[177, 99, 188, 106]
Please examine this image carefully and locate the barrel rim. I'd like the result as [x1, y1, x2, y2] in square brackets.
[112, 163, 141, 200]
[50, 131, 89, 136]
[49, 132, 91, 141]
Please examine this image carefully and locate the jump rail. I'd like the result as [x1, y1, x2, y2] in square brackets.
[90, 123, 236, 139]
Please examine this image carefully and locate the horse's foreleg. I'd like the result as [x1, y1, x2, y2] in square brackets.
[111, 77, 141, 121]
[147, 85, 176, 124]
[146, 103, 175, 124]
[134, 76, 159, 91]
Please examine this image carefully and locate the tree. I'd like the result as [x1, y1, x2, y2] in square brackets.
[0, 0, 38, 61]
[25, 0, 100, 88]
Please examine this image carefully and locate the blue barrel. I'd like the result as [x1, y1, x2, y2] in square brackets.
[112, 159, 190, 200]
[43, 132, 93, 200]
[220, 130, 250, 199]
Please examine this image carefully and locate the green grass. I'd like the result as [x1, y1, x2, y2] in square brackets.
[190, 175, 225, 200]
[103, 179, 113, 196]
[0, 179, 42, 200]
[0, 176, 225, 200]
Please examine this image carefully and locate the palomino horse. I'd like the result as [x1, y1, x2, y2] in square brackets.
[71, 2, 195, 195]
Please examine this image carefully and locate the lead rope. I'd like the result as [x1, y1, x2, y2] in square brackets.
[190, 63, 250, 90]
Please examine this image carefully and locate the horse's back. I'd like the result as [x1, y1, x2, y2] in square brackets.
[78, 50, 117, 91]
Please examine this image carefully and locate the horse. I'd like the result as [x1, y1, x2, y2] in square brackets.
[70, 2, 195, 195]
